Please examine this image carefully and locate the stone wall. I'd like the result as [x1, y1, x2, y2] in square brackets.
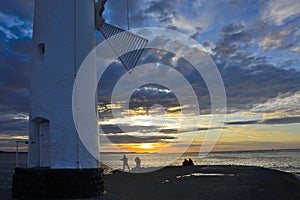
[12, 168, 104, 199]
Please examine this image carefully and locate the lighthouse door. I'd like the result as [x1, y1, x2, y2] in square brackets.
[39, 121, 50, 167]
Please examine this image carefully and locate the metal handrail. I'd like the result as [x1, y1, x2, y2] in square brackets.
[15, 141, 35, 167]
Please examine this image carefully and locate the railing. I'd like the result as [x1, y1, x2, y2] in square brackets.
[15, 141, 34, 167]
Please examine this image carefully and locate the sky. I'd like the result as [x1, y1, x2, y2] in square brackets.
[0, 0, 299, 153]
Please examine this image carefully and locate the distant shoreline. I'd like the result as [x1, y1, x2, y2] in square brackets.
[1, 148, 299, 154]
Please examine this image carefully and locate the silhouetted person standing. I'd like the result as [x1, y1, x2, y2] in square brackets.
[121, 154, 130, 171]
[135, 157, 141, 169]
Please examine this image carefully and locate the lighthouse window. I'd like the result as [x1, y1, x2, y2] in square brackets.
[37, 43, 45, 61]
[38, 43, 45, 54]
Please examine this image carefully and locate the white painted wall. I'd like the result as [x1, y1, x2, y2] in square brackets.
[29, 0, 99, 169]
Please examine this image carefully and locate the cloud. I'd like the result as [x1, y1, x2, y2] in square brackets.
[220, 23, 246, 36]
[144, 0, 174, 25]
[209, 21, 300, 112]
[0, 0, 34, 21]
[0, 112, 29, 136]
[104, 0, 208, 37]
[140, 0, 203, 33]
[262, 116, 300, 124]
[104, 134, 175, 144]
[97, 23, 300, 116]
[100, 124, 161, 134]
[291, 46, 300, 52]
[0, 2, 33, 142]
[259, 26, 293, 50]
[252, 91, 300, 116]
[0, 11, 32, 40]
[262, 0, 300, 26]
[159, 127, 226, 134]
[0, 39, 30, 112]
[102, 1, 300, 115]
[226, 120, 260, 125]
[9, 37, 32, 56]
[226, 116, 300, 125]
[0, 134, 28, 140]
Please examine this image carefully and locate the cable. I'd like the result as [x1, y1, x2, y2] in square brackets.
[127, 0, 130, 30]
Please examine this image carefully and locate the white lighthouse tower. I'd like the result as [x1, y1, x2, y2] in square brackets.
[12, 0, 103, 198]
[29, 0, 99, 170]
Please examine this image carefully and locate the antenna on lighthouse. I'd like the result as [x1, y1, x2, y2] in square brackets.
[95, 0, 148, 71]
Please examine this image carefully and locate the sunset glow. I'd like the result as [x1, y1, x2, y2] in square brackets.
[0, 0, 300, 154]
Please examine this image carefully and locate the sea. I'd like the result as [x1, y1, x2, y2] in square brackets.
[1, 149, 299, 189]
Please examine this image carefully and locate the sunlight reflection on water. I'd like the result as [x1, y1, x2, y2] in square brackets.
[100, 149, 300, 173]
[176, 173, 235, 178]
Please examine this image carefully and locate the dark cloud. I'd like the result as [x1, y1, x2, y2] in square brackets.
[98, 29, 300, 115]
[0, 1, 33, 140]
[160, 127, 226, 134]
[159, 128, 178, 134]
[197, 127, 227, 131]
[101, 124, 226, 136]
[262, 116, 300, 125]
[226, 120, 260, 125]
[191, 27, 203, 40]
[129, 84, 180, 111]
[100, 124, 160, 134]
[103, 0, 154, 29]
[98, 49, 194, 115]
[221, 64, 300, 111]
[0, 112, 28, 140]
[210, 22, 300, 112]
[9, 37, 32, 56]
[144, 1, 174, 25]
[213, 23, 250, 59]
[220, 23, 245, 36]
[0, 0, 34, 21]
[105, 135, 175, 144]
[226, 116, 300, 125]
[104, 0, 182, 31]
[0, 41, 30, 112]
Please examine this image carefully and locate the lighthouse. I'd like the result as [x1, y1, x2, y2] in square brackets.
[12, 0, 104, 198]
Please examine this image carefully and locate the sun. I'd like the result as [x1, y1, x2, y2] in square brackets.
[116, 142, 168, 153]
[140, 143, 153, 149]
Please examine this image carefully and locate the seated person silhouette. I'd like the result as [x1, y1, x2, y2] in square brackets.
[188, 158, 194, 166]
[120, 154, 130, 171]
[182, 158, 189, 166]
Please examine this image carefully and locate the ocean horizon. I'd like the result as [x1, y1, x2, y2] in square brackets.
[100, 149, 300, 174]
